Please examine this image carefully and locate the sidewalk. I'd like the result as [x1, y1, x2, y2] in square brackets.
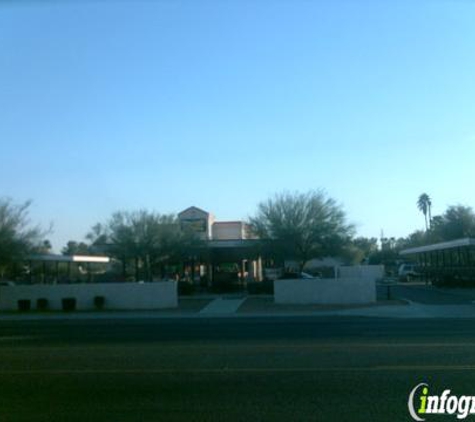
[381, 280, 475, 301]
[199, 297, 246, 315]
[430, 286, 475, 301]
[2, 295, 475, 321]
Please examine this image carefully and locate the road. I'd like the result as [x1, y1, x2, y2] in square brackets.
[378, 282, 475, 304]
[1, 316, 475, 421]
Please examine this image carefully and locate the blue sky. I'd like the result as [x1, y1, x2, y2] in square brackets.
[1, 0, 475, 251]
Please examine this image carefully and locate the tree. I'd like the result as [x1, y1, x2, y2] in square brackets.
[430, 205, 475, 241]
[249, 190, 354, 270]
[399, 230, 428, 249]
[87, 210, 201, 280]
[352, 237, 379, 256]
[368, 237, 400, 267]
[0, 198, 46, 279]
[417, 193, 432, 231]
[62, 240, 90, 256]
[343, 237, 379, 264]
[395, 205, 475, 250]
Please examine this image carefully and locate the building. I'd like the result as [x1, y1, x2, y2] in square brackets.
[178, 206, 255, 241]
[177, 206, 264, 290]
[13, 207, 266, 291]
[400, 238, 475, 286]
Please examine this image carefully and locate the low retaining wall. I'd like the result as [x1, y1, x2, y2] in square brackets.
[274, 278, 376, 304]
[0, 281, 178, 311]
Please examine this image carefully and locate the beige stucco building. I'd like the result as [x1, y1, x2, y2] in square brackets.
[177, 206, 263, 290]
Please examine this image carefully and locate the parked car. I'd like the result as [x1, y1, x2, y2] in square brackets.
[398, 264, 420, 282]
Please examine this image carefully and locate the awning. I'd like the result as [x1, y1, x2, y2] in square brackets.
[400, 238, 475, 255]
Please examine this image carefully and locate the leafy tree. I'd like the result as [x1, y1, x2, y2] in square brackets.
[32, 239, 52, 254]
[249, 190, 354, 270]
[342, 237, 379, 264]
[352, 237, 379, 256]
[399, 230, 428, 249]
[368, 244, 398, 267]
[0, 198, 46, 279]
[417, 193, 432, 231]
[87, 210, 201, 280]
[86, 223, 108, 247]
[387, 205, 475, 256]
[430, 205, 475, 241]
[62, 240, 90, 256]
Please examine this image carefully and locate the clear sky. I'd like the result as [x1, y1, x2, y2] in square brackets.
[1, 0, 475, 251]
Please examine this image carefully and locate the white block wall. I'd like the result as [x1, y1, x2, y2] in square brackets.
[0, 281, 178, 311]
[274, 278, 376, 305]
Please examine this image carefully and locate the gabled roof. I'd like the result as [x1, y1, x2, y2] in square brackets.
[178, 206, 209, 217]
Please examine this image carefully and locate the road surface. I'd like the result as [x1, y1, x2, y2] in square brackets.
[1, 316, 475, 421]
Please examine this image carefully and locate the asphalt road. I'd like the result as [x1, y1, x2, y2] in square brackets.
[378, 283, 474, 304]
[1, 317, 475, 421]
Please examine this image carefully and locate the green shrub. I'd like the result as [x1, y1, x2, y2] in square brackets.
[62, 298, 76, 311]
[17, 299, 31, 311]
[36, 298, 48, 310]
[93, 296, 105, 309]
[178, 281, 194, 296]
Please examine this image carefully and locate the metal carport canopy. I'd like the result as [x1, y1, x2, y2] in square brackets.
[400, 238, 475, 255]
[27, 254, 110, 263]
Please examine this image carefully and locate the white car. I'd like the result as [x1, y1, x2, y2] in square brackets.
[398, 264, 420, 282]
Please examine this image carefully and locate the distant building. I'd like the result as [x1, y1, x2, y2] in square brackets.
[178, 206, 214, 241]
[177, 206, 255, 241]
[177, 206, 263, 290]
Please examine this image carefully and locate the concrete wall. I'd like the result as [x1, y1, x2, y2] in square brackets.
[274, 278, 376, 304]
[338, 265, 384, 282]
[0, 281, 178, 311]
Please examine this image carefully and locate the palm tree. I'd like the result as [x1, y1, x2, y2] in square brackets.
[417, 193, 432, 231]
